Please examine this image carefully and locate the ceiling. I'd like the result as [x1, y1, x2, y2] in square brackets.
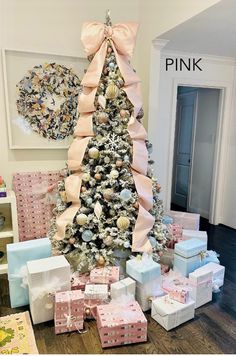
[157, 0, 236, 58]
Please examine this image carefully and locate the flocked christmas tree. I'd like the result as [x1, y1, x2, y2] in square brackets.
[49, 12, 169, 271]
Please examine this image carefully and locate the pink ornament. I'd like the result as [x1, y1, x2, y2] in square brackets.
[120, 109, 126, 118]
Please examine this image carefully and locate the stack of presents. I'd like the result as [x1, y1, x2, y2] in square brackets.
[6, 210, 225, 348]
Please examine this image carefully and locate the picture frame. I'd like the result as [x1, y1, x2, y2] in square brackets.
[2, 48, 88, 149]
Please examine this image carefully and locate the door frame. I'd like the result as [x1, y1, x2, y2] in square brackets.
[168, 78, 228, 225]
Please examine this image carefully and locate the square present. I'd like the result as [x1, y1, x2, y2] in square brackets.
[174, 238, 207, 276]
[90, 266, 120, 284]
[7, 237, 51, 308]
[126, 254, 161, 284]
[189, 269, 213, 308]
[167, 210, 200, 230]
[151, 295, 195, 331]
[193, 262, 225, 288]
[136, 277, 163, 311]
[110, 277, 136, 300]
[182, 230, 208, 243]
[84, 284, 109, 319]
[71, 272, 91, 291]
[54, 290, 84, 334]
[27, 255, 71, 325]
[97, 301, 147, 348]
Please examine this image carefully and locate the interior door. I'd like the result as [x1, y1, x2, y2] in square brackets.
[172, 91, 197, 208]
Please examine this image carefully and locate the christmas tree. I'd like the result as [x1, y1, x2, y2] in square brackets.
[49, 13, 169, 271]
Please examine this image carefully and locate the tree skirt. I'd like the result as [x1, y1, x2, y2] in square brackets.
[0, 311, 38, 354]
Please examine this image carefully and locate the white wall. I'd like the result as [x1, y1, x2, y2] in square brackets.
[190, 88, 220, 218]
[0, 0, 220, 187]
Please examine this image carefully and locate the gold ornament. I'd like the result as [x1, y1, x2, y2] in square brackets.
[69, 237, 76, 245]
[105, 83, 119, 99]
[134, 201, 139, 209]
[81, 186, 87, 192]
[97, 255, 105, 267]
[115, 159, 123, 168]
[98, 112, 109, 124]
[85, 307, 91, 316]
[103, 188, 114, 201]
[117, 216, 130, 230]
[110, 169, 119, 179]
[60, 191, 67, 202]
[104, 236, 113, 246]
[88, 147, 99, 159]
[76, 213, 88, 226]
[82, 173, 90, 182]
[95, 173, 102, 180]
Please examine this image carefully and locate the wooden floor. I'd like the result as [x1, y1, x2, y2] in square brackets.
[1, 220, 236, 354]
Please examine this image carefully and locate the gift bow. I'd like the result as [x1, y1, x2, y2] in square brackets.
[11, 265, 28, 289]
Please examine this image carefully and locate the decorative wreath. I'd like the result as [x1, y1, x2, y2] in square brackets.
[16, 63, 81, 140]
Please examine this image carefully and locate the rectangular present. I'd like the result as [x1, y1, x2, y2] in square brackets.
[27, 255, 71, 324]
[54, 290, 84, 334]
[169, 288, 189, 304]
[193, 262, 225, 288]
[161, 271, 191, 293]
[84, 284, 109, 319]
[7, 237, 51, 308]
[189, 269, 213, 308]
[71, 272, 91, 291]
[151, 295, 195, 331]
[136, 276, 163, 312]
[126, 255, 161, 284]
[97, 301, 147, 348]
[90, 266, 120, 284]
[167, 210, 200, 230]
[110, 277, 136, 300]
[174, 238, 207, 277]
[182, 230, 208, 243]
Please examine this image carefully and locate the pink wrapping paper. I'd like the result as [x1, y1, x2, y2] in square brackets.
[71, 272, 91, 291]
[162, 271, 191, 294]
[169, 288, 189, 304]
[97, 301, 147, 348]
[90, 266, 120, 284]
[54, 290, 84, 334]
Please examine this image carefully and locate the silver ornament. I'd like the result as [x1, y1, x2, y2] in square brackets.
[124, 241, 130, 248]
[82, 230, 93, 242]
[120, 189, 132, 202]
[149, 236, 157, 247]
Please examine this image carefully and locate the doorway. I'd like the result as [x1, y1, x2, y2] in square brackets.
[171, 86, 221, 219]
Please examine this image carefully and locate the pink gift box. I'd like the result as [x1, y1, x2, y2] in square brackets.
[54, 290, 84, 334]
[168, 224, 183, 237]
[71, 272, 91, 291]
[162, 272, 191, 294]
[90, 266, 120, 284]
[167, 210, 200, 230]
[97, 301, 147, 348]
[169, 288, 189, 304]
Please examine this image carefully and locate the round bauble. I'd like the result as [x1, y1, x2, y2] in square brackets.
[120, 109, 126, 118]
[85, 307, 91, 316]
[103, 188, 114, 201]
[104, 156, 110, 164]
[120, 188, 132, 202]
[124, 240, 130, 248]
[105, 83, 119, 99]
[109, 62, 115, 69]
[115, 159, 123, 168]
[109, 209, 115, 216]
[82, 229, 93, 242]
[94, 173, 102, 180]
[98, 112, 109, 124]
[104, 236, 113, 246]
[76, 213, 88, 226]
[59, 191, 67, 202]
[81, 186, 87, 193]
[88, 147, 99, 159]
[85, 197, 93, 206]
[110, 169, 119, 179]
[69, 237, 76, 245]
[97, 255, 105, 267]
[116, 216, 130, 230]
[82, 173, 90, 182]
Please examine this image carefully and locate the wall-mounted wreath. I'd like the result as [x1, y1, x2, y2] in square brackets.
[16, 63, 81, 140]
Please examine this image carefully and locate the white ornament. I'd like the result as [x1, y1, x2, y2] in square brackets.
[82, 173, 90, 182]
[76, 213, 88, 226]
[88, 147, 99, 159]
[124, 241, 130, 248]
[94, 201, 103, 219]
[110, 169, 119, 179]
[98, 95, 106, 109]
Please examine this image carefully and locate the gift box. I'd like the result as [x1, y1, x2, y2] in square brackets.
[97, 301, 147, 348]
[27, 255, 71, 324]
[126, 254, 161, 284]
[189, 269, 213, 308]
[71, 272, 91, 291]
[161, 271, 190, 304]
[169, 288, 189, 304]
[54, 290, 84, 334]
[162, 215, 174, 225]
[84, 284, 109, 319]
[7, 237, 51, 308]
[90, 266, 120, 284]
[182, 230, 208, 243]
[151, 295, 195, 331]
[167, 210, 200, 230]
[168, 224, 183, 238]
[174, 238, 207, 276]
[110, 277, 136, 300]
[136, 277, 163, 311]
[193, 262, 225, 289]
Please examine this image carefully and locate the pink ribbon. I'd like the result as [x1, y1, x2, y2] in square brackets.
[53, 21, 154, 252]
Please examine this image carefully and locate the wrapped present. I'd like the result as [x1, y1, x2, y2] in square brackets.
[110, 277, 136, 300]
[97, 300, 147, 348]
[167, 210, 200, 230]
[151, 295, 195, 331]
[126, 253, 161, 284]
[90, 266, 120, 284]
[202, 250, 220, 265]
[136, 277, 163, 311]
[7, 238, 51, 308]
[168, 224, 183, 238]
[71, 272, 91, 291]
[161, 270, 191, 292]
[192, 262, 225, 291]
[84, 284, 109, 319]
[162, 215, 174, 225]
[182, 230, 208, 243]
[189, 269, 213, 308]
[174, 238, 207, 276]
[27, 255, 71, 324]
[169, 289, 189, 304]
[54, 290, 84, 334]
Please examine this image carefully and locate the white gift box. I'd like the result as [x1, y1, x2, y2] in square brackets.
[84, 284, 108, 300]
[193, 262, 225, 288]
[189, 269, 213, 308]
[151, 295, 195, 331]
[110, 277, 136, 300]
[136, 276, 163, 312]
[182, 230, 208, 243]
[167, 210, 200, 230]
[27, 255, 71, 325]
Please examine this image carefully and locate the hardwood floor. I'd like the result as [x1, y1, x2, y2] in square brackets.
[1, 220, 236, 354]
